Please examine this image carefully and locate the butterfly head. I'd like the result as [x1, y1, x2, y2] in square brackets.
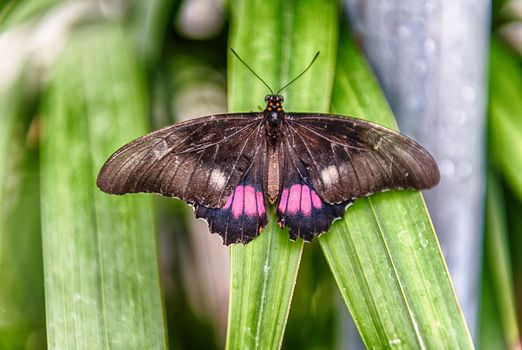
[264, 94, 285, 128]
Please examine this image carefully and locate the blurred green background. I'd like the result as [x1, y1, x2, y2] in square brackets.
[0, 0, 521, 349]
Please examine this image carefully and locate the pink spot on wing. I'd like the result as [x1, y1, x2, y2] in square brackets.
[278, 184, 324, 214]
[286, 184, 302, 214]
[311, 190, 322, 209]
[300, 185, 312, 215]
[243, 185, 257, 216]
[231, 186, 244, 218]
[223, 186, 265, 217]
[278, 189, 289, 212]
[256, 192, 265, 215]
[223, 194, 233, 209]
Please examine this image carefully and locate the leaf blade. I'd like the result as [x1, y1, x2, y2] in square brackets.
[40, 24, 167, 349]
[320, 30, 474, 349]
[226, 0, 339, 348]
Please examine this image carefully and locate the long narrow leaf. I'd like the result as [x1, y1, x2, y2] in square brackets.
[489, 38, 522, 201]
[226, 0, 338, 348]
[40, 24, 166, 349]
[0, 77, 45, 349]
[484, 172, 520, 348]
[319, 30, 474, 348]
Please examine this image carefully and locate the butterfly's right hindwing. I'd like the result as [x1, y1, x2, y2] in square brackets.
[275, 137, 351, 241]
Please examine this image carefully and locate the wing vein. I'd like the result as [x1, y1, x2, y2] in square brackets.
[289, 121, 366, 151]
[287, 124, 326, 192]
[217, 121, 263, 204]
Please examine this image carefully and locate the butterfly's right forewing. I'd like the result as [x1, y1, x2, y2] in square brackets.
[285, 114, 440, 204]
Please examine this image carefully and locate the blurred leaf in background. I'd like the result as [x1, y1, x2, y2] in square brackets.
[40, 22, 166, 349]
[0, 75, 45, 350]
[0, 1, 66, 348]
[485, 10, 522, 347]
[479, 1, 522, 349]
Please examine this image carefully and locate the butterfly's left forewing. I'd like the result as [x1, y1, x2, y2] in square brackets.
[97, 114, 262, 208]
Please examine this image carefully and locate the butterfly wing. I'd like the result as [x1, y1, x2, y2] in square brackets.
[195, 146, 269, 245]
[97, 114, 263, 208]
[275, 113, 439, 241]
[97, 113, 270, 245]
[275, 136, 349, 241]
[285, 113, 440, 204]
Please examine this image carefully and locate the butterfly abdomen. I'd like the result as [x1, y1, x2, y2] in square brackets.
[267, 146, 280, 202]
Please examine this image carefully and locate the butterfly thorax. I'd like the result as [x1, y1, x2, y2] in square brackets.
[264, 94, 286, 144]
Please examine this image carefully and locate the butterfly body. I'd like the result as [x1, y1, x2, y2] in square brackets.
[97, 94, 439, 245]
[264, 94, 286, 200]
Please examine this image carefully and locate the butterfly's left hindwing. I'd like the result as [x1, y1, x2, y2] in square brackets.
[195, 150, 268, 245]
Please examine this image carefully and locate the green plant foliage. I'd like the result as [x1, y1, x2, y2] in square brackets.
[485, 36, 522, 350]
[489, 39, 522, 201]
[318, 30, 474, 349]
[226, 0, 339, 348]
[482, 172, 520, 349]
[282, 241, 338, 350]
[40, 24, 166, 349]
[0, 0, 62, 28]
[1, 0, 507, 348]
[0, 77, 45, 350]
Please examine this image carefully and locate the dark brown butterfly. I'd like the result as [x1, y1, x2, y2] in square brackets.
[97, 52, 440, 245]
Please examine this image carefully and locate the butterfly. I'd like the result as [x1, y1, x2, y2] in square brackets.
[97, 51, 440, 245]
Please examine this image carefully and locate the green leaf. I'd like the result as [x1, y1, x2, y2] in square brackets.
[129, 0, 177, 65]
[0, 76, 45, 349]
[226, 0, 338, 348]
[0, 0, 62, 28]
[483, 172, 521, 348]
[479, 256, 507, 350]
[489, 38, 522, 201]
[40, 24, 166, 349]
[319, 30, 474, 348]
[488, 43, 522, 349]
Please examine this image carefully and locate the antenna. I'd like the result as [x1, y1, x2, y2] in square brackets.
[230, 48, 274, 94]
[276, 51, 320, 94]
[230, 48, 320, 95]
